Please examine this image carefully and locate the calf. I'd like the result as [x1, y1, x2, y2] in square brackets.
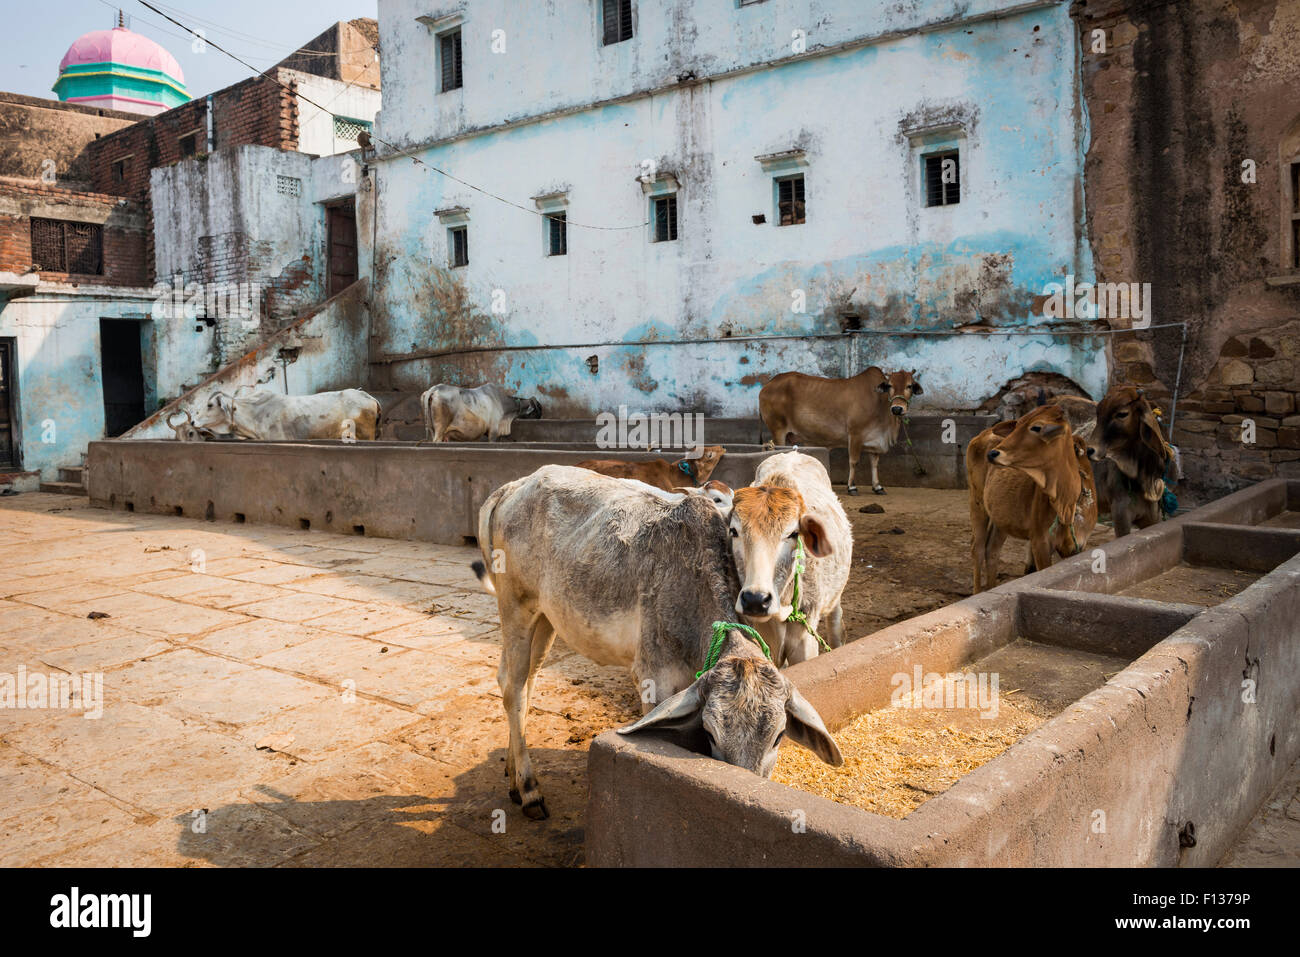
[574, 445, 725, 492]
[422, 383, 542, 442]
[472, 465, 841, 819]
[967, 405, 1099, 593]
[760, 367, 923, 494]
[1088, 385, 1178, 536]
[728, 452, 852, 666]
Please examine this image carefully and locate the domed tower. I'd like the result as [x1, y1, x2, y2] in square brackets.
[52, 14, 188, 116]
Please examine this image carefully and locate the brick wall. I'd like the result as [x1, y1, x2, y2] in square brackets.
[1071, 0, 1300, 497]
[86, 72, 300, 284]
[0, 182, 147, 286]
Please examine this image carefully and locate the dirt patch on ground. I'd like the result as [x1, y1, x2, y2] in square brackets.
[835, 487, 1114, 639]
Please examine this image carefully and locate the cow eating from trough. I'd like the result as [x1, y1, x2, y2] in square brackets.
[194, 386, 381, 441]
[421, 383, 542, 443]
[1088, 385, 1179, 537]
[470, 465, 842, 820]
[759, 366, 923, 494]
[728, 452, 851, 667]
[966, 404, 1099, 594]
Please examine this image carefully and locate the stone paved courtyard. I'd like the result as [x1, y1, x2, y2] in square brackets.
[0, 493, 639, 867]
[1, 492, 1295, 867]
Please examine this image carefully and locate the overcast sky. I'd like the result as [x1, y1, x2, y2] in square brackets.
[1, 0, 378, 102]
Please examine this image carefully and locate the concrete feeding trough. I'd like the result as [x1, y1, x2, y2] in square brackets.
[85, 439, 820, 545]
[588, 479, 1300, 866]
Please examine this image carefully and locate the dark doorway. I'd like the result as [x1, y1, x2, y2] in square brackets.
[326, 199, 358, 298]
[100, 319, 145, 437]
[0, 338, 17, 469]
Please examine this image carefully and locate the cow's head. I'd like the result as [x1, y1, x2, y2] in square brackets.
[728, 485, 832, 621]
[985, 404, 1078, 493]
[618, 630, 842, 776]
[876, 369, 923, 416]
[672, 479, 734, 514]
[166, 409, 215, 442]
[683, 444, 726, 483]
[1089, 385, 1170, 487]
[193, 391, 238, 433]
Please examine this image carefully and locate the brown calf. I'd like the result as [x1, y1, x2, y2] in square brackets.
[575, 445, 725, 492]
[1088, 385, 1177, 537]
[967, 404, 1099, 594]
[760, 367, 922, 495]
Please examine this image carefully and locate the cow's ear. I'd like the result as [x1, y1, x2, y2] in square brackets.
[785, 684, 842, 767]
[213, 393, 231, 413]
[618, 682, 704, 735]
[877, 380, 892, 393]
[1039, 421, 1064, 438]
[910, 378, 923, 395]
[799, 514, 832, 558]
[992, 420, 1017, 437]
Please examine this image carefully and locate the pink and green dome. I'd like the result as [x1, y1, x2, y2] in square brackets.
[53, 25, 188, 116]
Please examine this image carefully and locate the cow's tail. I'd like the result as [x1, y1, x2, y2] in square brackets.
[470, 486, 504, 595]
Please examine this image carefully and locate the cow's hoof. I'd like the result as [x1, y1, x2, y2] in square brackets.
[873, 485, 887, 495]
[522, 798, 550, 821]
[845, 486, 858, 496]
[508, 787, 522, 806]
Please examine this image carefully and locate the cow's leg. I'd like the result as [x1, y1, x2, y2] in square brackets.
[1024, 543, 1037, 576]
[783, 621, 819, 666]
[870, 452, 886, 495]
[825, 603, 845, 649]
[1112, 502, 1134, 538]
[498, 608, 554, 820]
[1029, 535, 1054, 579]
[984, 527, 1008, 590]
[845, 434, 862, 495]
[970, 506, 991, 594]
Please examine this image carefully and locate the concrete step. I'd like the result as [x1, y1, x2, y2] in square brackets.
[39, 481, 87, 496]
[57, 466, 85, 485]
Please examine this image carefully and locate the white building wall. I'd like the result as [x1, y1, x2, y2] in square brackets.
[369, 0, 1100, 414]
[287, 69, 382, 158]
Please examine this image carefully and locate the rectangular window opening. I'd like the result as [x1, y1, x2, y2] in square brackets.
[653, 194, 678, 242]
[777, 175, 806, 226]
[449, 226, 469, 267]
[546, 212, 567, 256]
[603, 0, 634, 45]
[30, 218, 103, 275]
[178, 131, 199, 157]
[440, 29, 463, 92]
[112, 159, 127, 184]
[924, 150, 961, 207]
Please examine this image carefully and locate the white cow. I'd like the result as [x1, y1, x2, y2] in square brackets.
[421, 383, 542, 442]
[194, 386, 381, 441]
[729, 452, 853, 666]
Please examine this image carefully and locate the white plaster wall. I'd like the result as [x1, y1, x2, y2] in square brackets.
[287, 70, 382, 158]
[369, 1, 1099, 413]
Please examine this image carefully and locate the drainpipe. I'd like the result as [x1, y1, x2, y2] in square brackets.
[205, 95, 215, 152]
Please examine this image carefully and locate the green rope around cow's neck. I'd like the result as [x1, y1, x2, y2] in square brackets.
[697, 622, 771, 679]
[784, 536, 831, 652]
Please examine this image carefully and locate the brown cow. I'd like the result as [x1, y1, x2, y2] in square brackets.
[575, 445, 725, 492]
[1088, 385, 1178, 536]
[967, 404, 1099, 594]
[759, 367, 923, 495]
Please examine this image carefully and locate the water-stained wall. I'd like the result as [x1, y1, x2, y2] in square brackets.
[369, 0, 1099, 414]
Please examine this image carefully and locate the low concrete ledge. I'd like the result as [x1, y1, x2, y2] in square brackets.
[85, 439, 821, 545]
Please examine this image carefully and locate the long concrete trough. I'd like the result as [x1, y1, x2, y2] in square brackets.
[85, 439, 822, 545]
[588, 479, 1300, 867]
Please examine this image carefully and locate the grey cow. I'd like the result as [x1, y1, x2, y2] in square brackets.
[471, 465, 841, 820]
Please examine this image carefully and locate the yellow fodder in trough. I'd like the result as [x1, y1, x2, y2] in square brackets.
[772, 673, 1049, 819]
